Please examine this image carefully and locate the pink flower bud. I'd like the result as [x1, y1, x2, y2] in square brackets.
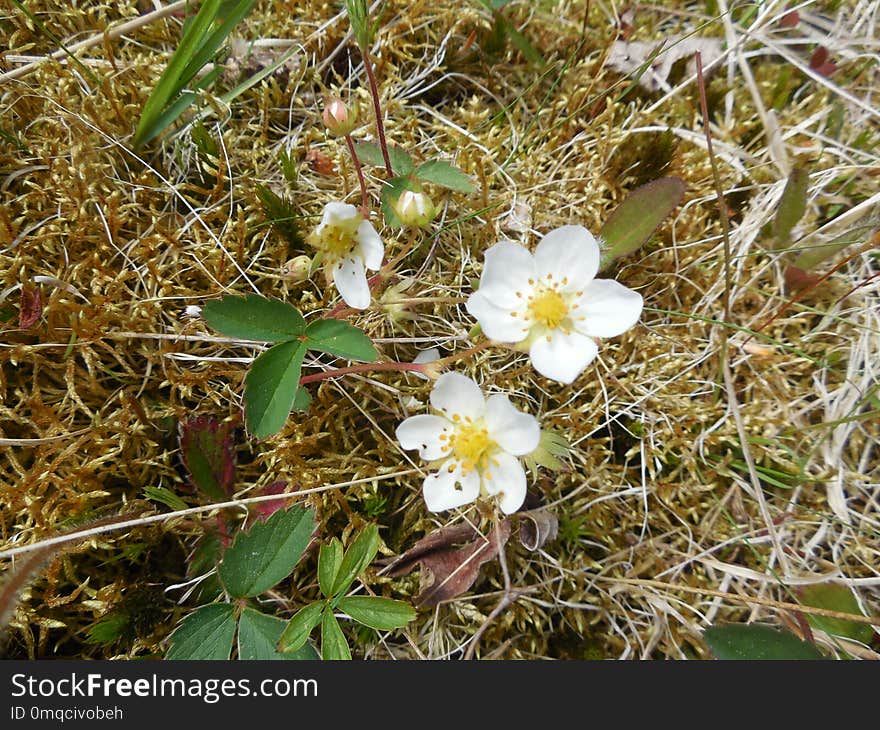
[322, 98, 357, 137]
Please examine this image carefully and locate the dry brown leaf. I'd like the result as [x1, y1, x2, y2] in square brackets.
[18, 285, 41, 329]
[517, 509, 558, 552]
[607, 36, 724, 92]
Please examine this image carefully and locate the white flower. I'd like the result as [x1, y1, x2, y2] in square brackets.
[466, 225, 643, 384]
[307, 202, 384, 309]
[396, 372, 540, 514]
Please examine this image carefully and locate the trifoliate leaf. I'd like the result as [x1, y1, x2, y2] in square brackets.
[244, 341, 306, 439]
[217, 505, 316, 598]
[318, 539, 344, 599]
[202, 294, 306, 342]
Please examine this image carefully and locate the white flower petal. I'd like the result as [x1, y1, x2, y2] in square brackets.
[533, 225, 599, 291]
[356, 219, 384, 270]
[423, 459, 481, 512]
[485, 394, 540, 456]
[572, 279, 643, 338]
[482, 451, 527, 514]
[321, 201, 359, 227]
[529, 329, 598, 384]
[465, 291, 530, 343]
[475, 241, 536, 308]
[332, 255, 370, 310]
[430, 372, 486, 421]
[396, 414, 453, 461]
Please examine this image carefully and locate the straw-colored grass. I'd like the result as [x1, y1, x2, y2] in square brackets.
[1, 0, 878, 659]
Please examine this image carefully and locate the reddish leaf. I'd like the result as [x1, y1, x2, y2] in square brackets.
[179, 415, 237, 501]
[250, 481, 298, 522]
[779, 10, 799, 28]
[305, 149, 336, 176]
[784, 265, 823, 294]
[389, 521, 511, 608]
[19, 286, 42, 329]
[809, 47, 837, 77]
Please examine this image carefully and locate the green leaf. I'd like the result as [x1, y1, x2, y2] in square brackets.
[337, 596, 416, 631]
[292, 386, 312, 411]
[202, 294, 306, 342]
[278, 602, 325, 654]
[498, 15, 545, 66]
[244, 341, 306, 439]
[351, 141, 413, 175]
[331, 523, 380, 596]
[305, 319, 378, 362]
[703, 624, 825, 660]
[415, 160, 477, 193]
[351, 141, 386, 167]
[143, 486, 188, 511]
[166, 603, 236, 660]
[318, 539, 344, 598]
[133, 0, 222, 149]
[217, 505, 316, 598]
[599, 177, 685, 269]
[772, 166, 809, 248]
[320, 609, 352, 660]
[792, 225, 870, 271]
[798, 583, 874, 645]
[237, 607, 317, 660]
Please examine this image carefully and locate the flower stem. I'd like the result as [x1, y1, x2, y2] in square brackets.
[435, 340, 493, 366]
[345, 133, 370, 215]
[299, 360, 425, 385]
[361, 45, 393, 177]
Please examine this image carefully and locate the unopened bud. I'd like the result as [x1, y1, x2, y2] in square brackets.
[393, 189, 437, 228]
[284, 255, 313, 281]
[322, 98, 357, 137]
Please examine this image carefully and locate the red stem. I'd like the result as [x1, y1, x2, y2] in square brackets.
[362, 45, 393, 177]
[345, 133, 370, 215]
[299, 360, 425, 385]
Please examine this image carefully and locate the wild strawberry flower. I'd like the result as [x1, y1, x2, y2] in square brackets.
[396, 372, 540, 514]
[466, 225, 643, 384]
[307, 202, 384, 310]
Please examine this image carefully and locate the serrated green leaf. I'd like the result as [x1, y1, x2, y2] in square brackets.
[772, 166, 809, 248]
[331, 523, 380, 597]
[304, 319, 378, 362]
[244, 341, 306, 439]
[415, 160, 476, 193]
[599, 177, 685, 269]
[703, 624, 825, 660]
[166, 603, 236, 660]
[320, 609, 351, 660]
[202, 294, 306, 342]
[278, 602, 325, 654]
[798, 583, 874, 645]
[318, 539, 344, 598]
[237, 607, 317, 660]
[337, 596, 416, 631]
[217, 505, 316, 598]
[143, 486, 188, 511]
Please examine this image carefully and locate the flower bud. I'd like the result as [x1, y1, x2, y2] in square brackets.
[284, 255, 313, 281]
[393, 189, 437, 228]
[322, 98, 357, 137]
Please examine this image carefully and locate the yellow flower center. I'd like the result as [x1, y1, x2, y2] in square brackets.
[529, 286, 569, 329]
[308, 217, 361, 260]
[449, 420, 495, 474]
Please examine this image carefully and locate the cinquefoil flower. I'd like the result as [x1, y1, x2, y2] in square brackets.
[396, 372, 540, 514]
[466, 225, 643, 384]
[307, 202, 383, 309]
